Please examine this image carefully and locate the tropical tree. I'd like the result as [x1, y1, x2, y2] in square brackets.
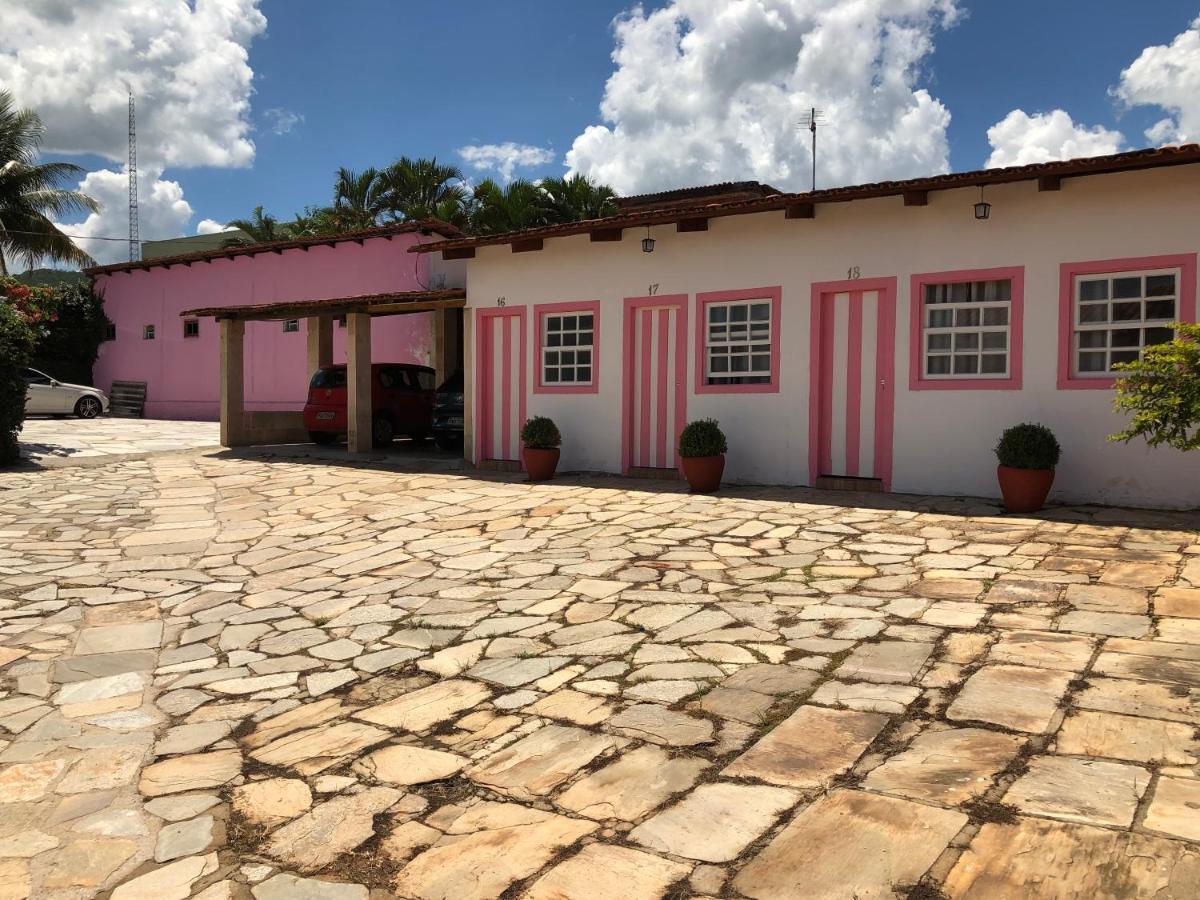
[469, 179, 551, 235]
[379, 156, 470, 226]
[537, 174, 619, 222]
[329, 167, 388, 232]
[223, 206, 293, 245]
[0, 90, 98, 274]
[1110, 323, 1200, 451]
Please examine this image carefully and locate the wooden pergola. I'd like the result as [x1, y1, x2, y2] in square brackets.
[181, 289, 465, 454]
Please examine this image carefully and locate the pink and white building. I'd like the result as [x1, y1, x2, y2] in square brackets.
[413, 147, 1200, 509]
[88, 222, 464, 420]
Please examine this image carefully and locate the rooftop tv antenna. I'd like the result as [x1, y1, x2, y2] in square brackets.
[798, 107, 826, 192]
[127, 88, 140, 262]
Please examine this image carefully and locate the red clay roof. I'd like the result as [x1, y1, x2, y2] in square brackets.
[616, 181, 783, 210]
[179, 288, 466, 321]
[411, 145, 1200, 254]
[87, 220, 465, 277]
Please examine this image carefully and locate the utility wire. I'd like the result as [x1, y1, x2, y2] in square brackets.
[1, 229, 130, 241]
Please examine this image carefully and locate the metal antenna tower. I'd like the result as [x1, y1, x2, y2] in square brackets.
[798, 107, 825, 192]
[128, 89, 140, 262]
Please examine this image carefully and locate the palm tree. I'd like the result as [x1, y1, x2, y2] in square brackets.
[0, 90, 98, 274]
[469, 179, 551, 235]
[538, 174, 619, 222]
[330, 167, 388, 232]
[223, 206, 293, 246]
[379, 156, 470, 226]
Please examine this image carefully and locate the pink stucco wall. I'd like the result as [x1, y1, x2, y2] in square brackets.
[93, 234, 435, 420]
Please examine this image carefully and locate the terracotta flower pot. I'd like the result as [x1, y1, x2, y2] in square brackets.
[682, 454, 725, 494]
[523, 447, 560, 482]
[997, 464, 1054, 513]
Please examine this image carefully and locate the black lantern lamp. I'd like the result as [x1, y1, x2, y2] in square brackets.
[974, 185, 991, 220]
[641, 226, 655, 253]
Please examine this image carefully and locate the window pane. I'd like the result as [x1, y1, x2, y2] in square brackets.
[954, 332, 979, 351]
[730, 355, 749, 372]
[955, 308, 980, 327]
[1079, 303, 1108, 323]
[1113, 277, 1142, 299]
[928, 309, 953, 328]
[1111, 328, 1140, 348]
[750, 303, 770, 321]
[751, 354, 771, 372]
[579, 314, 593, 329]
[1145, 274, 1176, 297]
[983, 307, 1009, 326]
[709, 305, 727, 323]
[982, 331, 1007, 350]
[953, 355, 979, 374]
[1145, 327, 1174, 346]
[729, 305, 748, 322]
[576, 349, 591, 365]
[546, 316, 561, 331]
[1078, 351, 1107, 372]
[1146, 299, 1175, 320]
[950, 282, 970, 303]
[1079, 279, 1109, 301]
[578, 330, 593, 347]
[926, 356, 951, 375]
[926, 284, 946, 304]
[561, 332, 577, 346]
[1078, 331, 1107, 348]
[545, 351, 559, 365]
[561, 351, 575, 365]
[562, 315, 577, 330]
[1112, 302, 1141, 321]
[981, 354, 1007, 374]
[710, 355, 728, 372]
[577, 367, 591, 382]
[1111, 350, 1139, 365]
[927, 333, 951, 351]
[547, 332, 561, 347]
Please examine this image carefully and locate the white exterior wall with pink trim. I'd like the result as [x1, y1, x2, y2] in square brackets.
[92, 233, 460, 420]
[464, 165, 1200, 509]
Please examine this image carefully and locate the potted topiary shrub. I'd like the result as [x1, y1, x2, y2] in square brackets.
[679, 418, 727, 493]
[521, 416, 561, 481]
[995, 422, 1061, 513]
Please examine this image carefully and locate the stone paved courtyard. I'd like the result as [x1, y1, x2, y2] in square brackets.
[18, 419, 221, 466]
[1, 451, 1198, 899]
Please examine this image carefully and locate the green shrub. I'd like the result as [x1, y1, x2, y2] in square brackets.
[679, 418, 727, 458]
[995, 423, 1061, 470]
[1110, 322, 1200, 451]
[0, 302, 36, 466]
[521, 415, 561, 449]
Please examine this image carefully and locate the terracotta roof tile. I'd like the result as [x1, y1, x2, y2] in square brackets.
[179, 288, 465, 321]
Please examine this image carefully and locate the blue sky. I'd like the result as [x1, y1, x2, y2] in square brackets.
[4, 0, 1199, 263]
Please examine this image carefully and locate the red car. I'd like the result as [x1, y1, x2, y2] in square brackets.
[303, 363, 436, 446]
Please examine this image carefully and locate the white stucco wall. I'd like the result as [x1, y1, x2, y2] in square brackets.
[461, 166, 1200, 509]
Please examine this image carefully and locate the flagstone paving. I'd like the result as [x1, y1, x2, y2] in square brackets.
[1, 451, 1199, 899]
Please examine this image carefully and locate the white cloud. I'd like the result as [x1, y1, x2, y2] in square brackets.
[264, 107, 304, 136]
[458, 142, 558, 182]
[196, 218, 237, 235]
[55, 168, 194, 265]
[0, 0, 267, 170]
[565, 0, 961, 195]
[1113, 16, 1200, 144]
[985, 109, 1124, 168]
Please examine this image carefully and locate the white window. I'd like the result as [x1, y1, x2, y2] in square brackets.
[923, 279, 1011, 377]
[705, 299, 772, 384]
[143, 324, 155, 340]
[1073, 269, 1178, 376]
[542, 312, 593, 385]
[183, 319, 199, 338]
[282, 319, 300, 333]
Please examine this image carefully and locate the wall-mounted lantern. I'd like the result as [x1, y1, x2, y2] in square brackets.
[641, 226, 656, 253]
[974, 186, 991, 220]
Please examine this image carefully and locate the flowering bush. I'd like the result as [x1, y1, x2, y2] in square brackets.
[1111, 323, 1200, 451]
[0, 299, 36, 465]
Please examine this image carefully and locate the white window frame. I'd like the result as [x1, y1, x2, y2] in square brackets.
[282, 319, 300, 333]
[183, 319, 200, 338]
[704, 298, 773, 385]
[142, 324, 155, 340]
[541, 311, 594, 386]
[922, 278, 1012, 379]
[1072, 267, 1179, 378]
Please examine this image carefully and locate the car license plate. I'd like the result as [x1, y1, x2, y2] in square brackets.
[316, 411, 336, 421]
[445, 416, 463, 427]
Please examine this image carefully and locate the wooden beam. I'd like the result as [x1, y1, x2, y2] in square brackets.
[676, 218, 709, 233]
[512, 238, 544, 253]
[903, 190, 929, 206]
[589, 228, 623, 242]
[219, 319, 247, 448]
[784, 202, 815, 219]
[1038, 175, 1062, 192]
[346, 312, 373, 454]
[442, 247, 476, 260]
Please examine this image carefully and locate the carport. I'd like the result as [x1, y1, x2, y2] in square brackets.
[180, 289, 466, 453]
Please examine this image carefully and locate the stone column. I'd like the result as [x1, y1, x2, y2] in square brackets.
[346, 312, 373, 454]
[462, 310, 473, 464]
[306, 314, 333, 375]
[219, 318, 247, 448]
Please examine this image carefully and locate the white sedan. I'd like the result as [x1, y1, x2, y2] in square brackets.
[23, 368, 109, 419]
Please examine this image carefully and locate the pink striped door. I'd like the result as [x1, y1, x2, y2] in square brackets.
[622, 295, 688, 473]
[809, 280, 897, 488]
[476, 307, 526, 463]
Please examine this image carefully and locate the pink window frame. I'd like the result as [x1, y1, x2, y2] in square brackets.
[694, 286, 783, 394]
[474, 306, 528, 468]
[908, 266, 1025, 391]
[533, 301, 600, 394]
[1057, 253, 1198, 390]
[621, 294, 688, 475]
[808, 276, 897, 491]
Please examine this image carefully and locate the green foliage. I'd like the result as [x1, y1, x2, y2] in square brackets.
[679, 418, 727, 458]
[1110, 322, 1200, 451]
[0, 90, 98, 273]
[995, 422, 1061, 470]
[520, 416, 561, 450]
[1, 277, 108, 386]
[0, 299, 36, 465]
